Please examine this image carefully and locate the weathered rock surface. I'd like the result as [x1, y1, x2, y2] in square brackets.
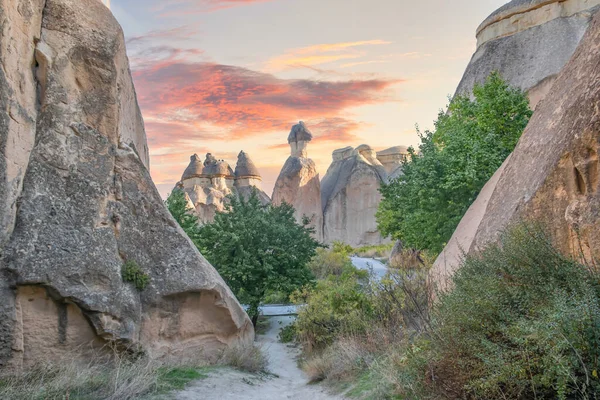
[456, 0, 600, 109]
[321, 145, 389, 247]
[377, 146, 409, 180]
[178, 151, 270, 224]
[0, 0, 252, 370]
[272, 122, 323, 241]
[433, 11, 600, 289]
[234, 151, 271, 205]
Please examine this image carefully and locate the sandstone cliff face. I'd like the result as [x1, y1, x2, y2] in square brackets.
[456, 0, 600, 109]
[0, 0, 252, 370]
[321, 145, 389, 247]
[272, 122, 323, 241]
[178, 151, 270, 224]
[433, 11, 600, 289]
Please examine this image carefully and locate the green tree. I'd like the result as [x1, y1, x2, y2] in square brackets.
[196, 190, 320, 326]
[377, 72, 532, 253]
[165, 189, 200, 245]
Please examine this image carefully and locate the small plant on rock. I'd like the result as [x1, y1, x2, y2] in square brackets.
[122, 260, 150, 291]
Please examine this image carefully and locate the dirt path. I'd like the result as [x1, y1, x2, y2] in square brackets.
[174, 316, 345, 400]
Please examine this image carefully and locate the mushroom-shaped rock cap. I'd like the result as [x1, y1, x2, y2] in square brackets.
[288, 121, 313, 144]
[235, 151, 261, 178]
[203, 153, 234, 177]
[377, 146, 409, 156]
[182, 154, 204, 180]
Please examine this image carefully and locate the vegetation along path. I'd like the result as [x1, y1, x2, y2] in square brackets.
[174, 316, 345, 400]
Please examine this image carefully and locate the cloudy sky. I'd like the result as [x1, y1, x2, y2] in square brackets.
[111, 0, 507, 197]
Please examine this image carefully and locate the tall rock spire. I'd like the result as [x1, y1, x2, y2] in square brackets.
[272, 122, 323, 241]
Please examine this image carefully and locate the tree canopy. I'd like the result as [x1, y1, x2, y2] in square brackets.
[196, 190, 320, 325]
[377, 72, 532, 253]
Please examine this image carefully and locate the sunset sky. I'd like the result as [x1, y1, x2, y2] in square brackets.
[112, 0, 508, 197]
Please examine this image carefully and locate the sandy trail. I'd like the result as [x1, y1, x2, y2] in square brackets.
[174, 316, 345, 400]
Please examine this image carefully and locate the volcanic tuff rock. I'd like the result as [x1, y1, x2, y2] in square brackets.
[0, 0, 252, 370]
[433, 11, 600, 289]
[321, 145, 390, 247]
[178, 151, 270, 224]
[376, 146, 409, 180]
[456, 0, 600, 109]
[272, 122, 323, 241]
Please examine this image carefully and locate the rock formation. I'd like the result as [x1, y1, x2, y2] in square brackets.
[272, 122, 323, 241]
[377, 146, 409, 180]
[456, 0, 600, 109]
[321, 145, 389, 247]
[0, 0, 252, 370]
[433, 10, 600, 289]
[178, 151, 270, 224]
[234, 151, 271, 205]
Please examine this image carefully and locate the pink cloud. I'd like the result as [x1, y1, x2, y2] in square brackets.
[133, 59, 401, 142]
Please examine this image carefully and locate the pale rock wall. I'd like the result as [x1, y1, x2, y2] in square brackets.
[321, 146, 390, 247]
[456, 0, 600, 109]
[0, 0, 252, 370]
[272, 123, 323, 241]
[376, 146, 409, 180]
[434, 11, 600, 290]
[431, 155, 511, 291]
[272, 157, 323, 241]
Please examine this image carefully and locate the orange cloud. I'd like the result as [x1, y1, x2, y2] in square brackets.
[132, 57, 401, 143]
[266, 40, 392, 71]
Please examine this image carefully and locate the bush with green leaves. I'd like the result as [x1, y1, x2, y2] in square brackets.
[377, 72, 532, 253]
[416, 224, 600, 399]
[121, 260, 150, 291]
[196, 190, 320, 326]
[292, 266, 373, 350]
[308, 245, 355, 280]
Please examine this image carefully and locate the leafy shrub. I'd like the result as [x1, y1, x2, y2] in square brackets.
[419, 224, 600, 399]
[292, 266, 373, 350]
[121, 260, 150, 291]
[308, 246, 355, 279]
[278, 322, 297, 343]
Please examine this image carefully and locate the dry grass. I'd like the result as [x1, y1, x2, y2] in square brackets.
[302, 325, 403, 384]
[0, 355, 164, 400]
[0, 341, 267, 400]
[353, 243, 395, 259]
[218, 342, 268, 374]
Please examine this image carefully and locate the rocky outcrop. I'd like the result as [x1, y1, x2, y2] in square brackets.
[272, 122, 323, 241]
[0, 0, 252, 370]
[377, 146, 409, 180]
[456, 0, 600, 109]
[321, 145, 389, 247]
[178, 151, 270, 224]
[234, 151, 271, 205]
[433, 10, 600, 289]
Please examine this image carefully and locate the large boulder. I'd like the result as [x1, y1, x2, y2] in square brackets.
[0, 0, 253, 370]
[433, 10, 600, 289]
[272, 122, 323, 241]
[456, 0, 600, 109]
[321, 145, 389, 247]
